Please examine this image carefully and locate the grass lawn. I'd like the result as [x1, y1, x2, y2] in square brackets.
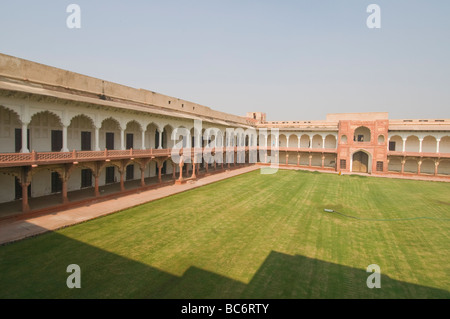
[0, 169, 449, 298]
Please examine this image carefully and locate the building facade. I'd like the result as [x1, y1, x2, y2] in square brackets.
[0, 54, 449, 216]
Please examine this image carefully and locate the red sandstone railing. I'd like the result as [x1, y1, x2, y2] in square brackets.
[2, 147, 447, 168]
[0, 147, 250, 167]
[387, 151, 450, 158]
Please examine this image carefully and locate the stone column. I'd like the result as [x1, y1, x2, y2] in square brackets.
[309, 155, 312, 167]
[22, 182, 30, 213]
[418, 160, 422, 175]
[419, 139, 423, 153]
[322, 137, 326, 149]
[402, 138, 407, 152]
[120, 169, 125, 191]
[157, 163, 162, 183]
[297, 154, 300, 166]
[62, 125, 69, 152]
[436, 139, 440, 153]
[434, 161, 439, 176]
[158, 130, 163, 149]
[62, 176, 69, 204]
[178, 157, 184, 181]
[286, 153, 289, 165]
[401, 160, 405, 174]
[120, 129, 125, 150]
[94, 126, 100, 151]
[21, 122, 30, 153]
[141, 129, 146, 150]
[321, 155, 325, 168]
[94, 174, 100, 197]
[309, 137, 313, 149]
[191, 159, 196, 179]
[140, 166, 146, 187]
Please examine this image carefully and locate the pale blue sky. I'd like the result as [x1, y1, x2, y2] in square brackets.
[1, 1, 449, 120]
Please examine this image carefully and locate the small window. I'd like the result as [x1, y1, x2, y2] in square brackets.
[389, 141, 396, 151]
[357, 135, 364, 142]
[376, 161, 383, 172]
[340, 159, 347, 169]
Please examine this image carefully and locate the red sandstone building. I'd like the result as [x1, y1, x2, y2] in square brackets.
[0, 54, 449, 217]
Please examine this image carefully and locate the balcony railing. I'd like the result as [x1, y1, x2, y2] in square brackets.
[0, 147, 254, 168]
[387, 151, 450, 158]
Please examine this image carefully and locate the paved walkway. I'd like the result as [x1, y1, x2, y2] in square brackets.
[0, 165, 260, 245]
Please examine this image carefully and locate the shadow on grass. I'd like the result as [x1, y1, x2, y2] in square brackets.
[1, 229, 448, 299]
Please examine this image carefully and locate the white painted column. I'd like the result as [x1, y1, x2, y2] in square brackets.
[402, 138, 407, 152]
[419, 138, 423, 153]
[309, 136, 313, 149]
[322, 137, 326, 149]
[297, 136, 301, 148]
[437, 139, 440, 153]
[158, 129, 163, 149]
[94, 126, 100, 151]
[21, 122, 29, 153]
[62, 125, 69, 152]
[120, 128, 125, 150]
[387, 137, 390, 152]
[265, 135, 268, 147]
[141, 129, 146, 150]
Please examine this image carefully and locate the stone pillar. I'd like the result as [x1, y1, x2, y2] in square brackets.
[62, 177, 69, 204]
[140, 166, 146, 187]
[120, 169, 125, 191]
[22, 182, 30, 213]
[401, 160, 405, 174]
[434, 161, 439, 176]
[191, 160, 196, 179]
[178, 157, 184, 181]
[286, 153, 289, 165]
[158, 130, 163, 149]
[120, 129, 125, 150]
[321, 155, 325, 168]
[21, 122, 29, 153]
[402, 138, 407, 152]
[141, 129, 146, 150]
[157, 163, 162, 183]
[419, 139, 423, 153]
[436, 139, 440, 153]
[322, 137, 326, 149]
[309, 155, 312, 167]
[309, 137, 313, 149]
[297, 154, 300, 166]
[62, 125, 69, 152]
[418, 160, 422, 175]
[94, 126, 100, 151]
[94, 174, 100, 197]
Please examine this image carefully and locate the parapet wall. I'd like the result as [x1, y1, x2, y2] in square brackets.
[0, 53, 249, 125]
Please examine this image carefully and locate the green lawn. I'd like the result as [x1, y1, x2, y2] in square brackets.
[1, 169, 449, 298]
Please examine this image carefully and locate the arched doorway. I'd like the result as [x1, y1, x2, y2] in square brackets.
[352, 151, 369, 173]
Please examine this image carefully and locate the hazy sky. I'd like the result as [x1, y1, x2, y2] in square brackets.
[1, 1, 449, 121]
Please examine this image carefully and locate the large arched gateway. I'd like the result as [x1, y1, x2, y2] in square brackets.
[352, 151, 369, 173]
